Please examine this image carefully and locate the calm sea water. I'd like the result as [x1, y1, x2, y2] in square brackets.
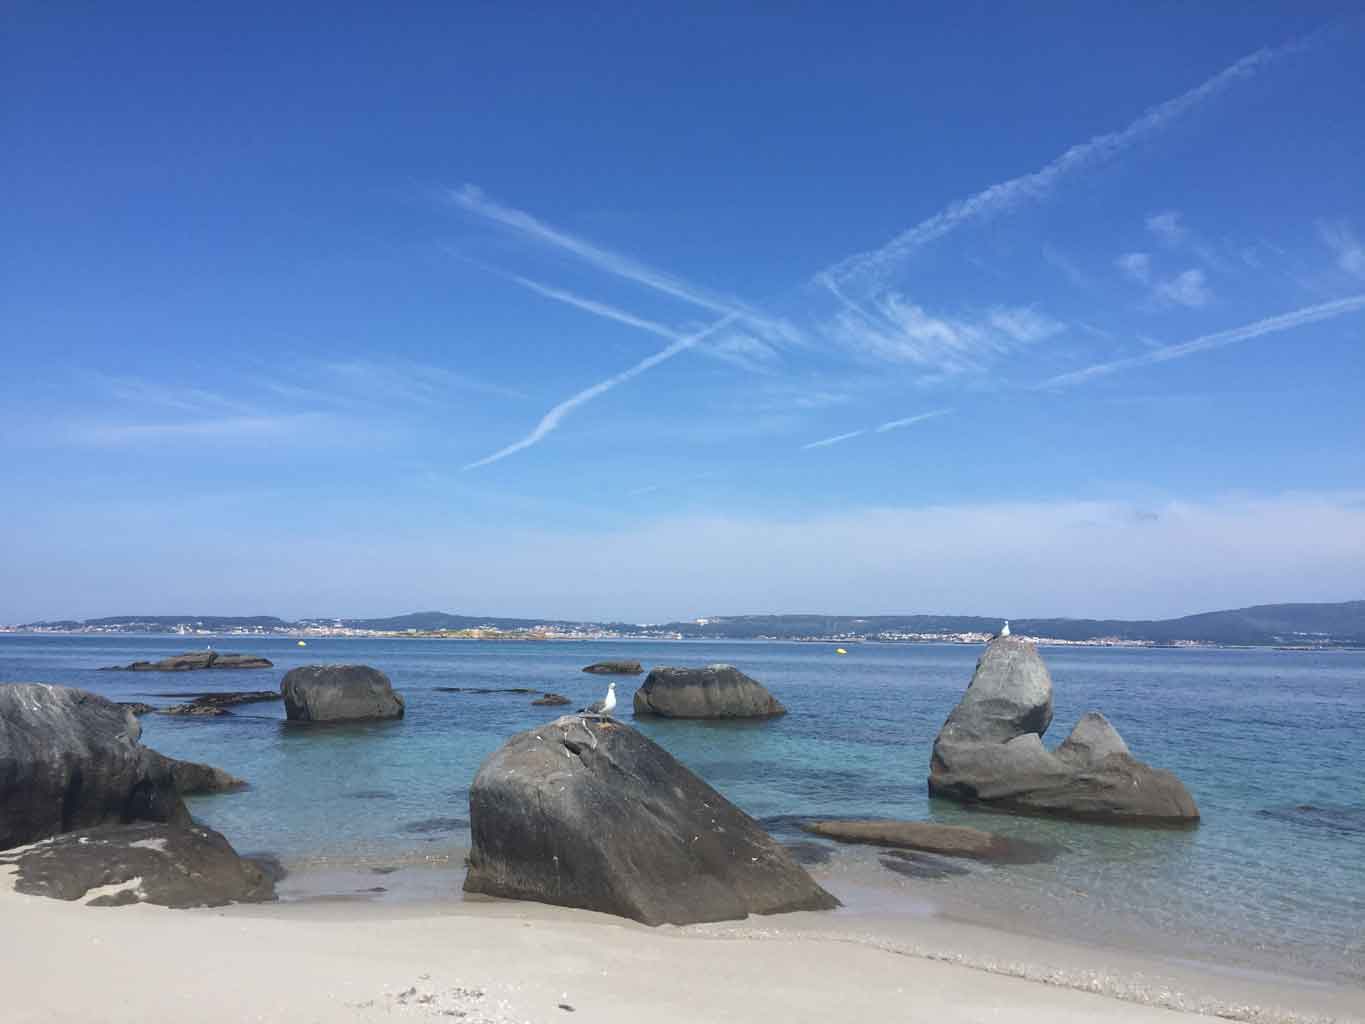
[2, 635, 1362, 983]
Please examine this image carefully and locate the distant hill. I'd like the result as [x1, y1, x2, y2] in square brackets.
[13, 601, 1364, 646]
[332, 611, 641, 632]
[655, 601, 1365, 645]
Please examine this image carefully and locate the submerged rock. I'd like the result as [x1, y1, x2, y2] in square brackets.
[103, 651, 273, 672]
[582, 661, 643, 675]
[0, 822, 275, 907]
[531, 693, 571, 706]
[464, 715, 838, 925]
[184, 691, 281, 708]
[879, 850, 973, 880]
[633, 665, 786, 719]
[160, 703, 232, 717]
[280, 665, 404, 723]
[0, 684, 188, 850]
[928, 638, 1199, 825]
[800, 819, 1057, 864]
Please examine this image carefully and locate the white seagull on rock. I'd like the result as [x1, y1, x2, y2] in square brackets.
[582, 681, 617, 718]
[1000, 621, 1011, 637]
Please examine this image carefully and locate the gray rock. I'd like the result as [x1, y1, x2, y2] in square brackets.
[464, 715, 838, 925]
[104, 651, 273, 672]
[0, 684, 188, 851]
[935, 636, 1053, 744]
[633, 665, 786, 719]
[1056, 711, 1131, 766]
[280, 665, 405, 723]
[582, 661, 643, 675]
[160, 703, 232, 717]
[532, 693, 571, 706]
[0, 822, 275, 907]
[800, 819, 1057, 864]
[117, 702, 157, 716]
[154, 754, 247, 795]
[928, 638, 1199, 825]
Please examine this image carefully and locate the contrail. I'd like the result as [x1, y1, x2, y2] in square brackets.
[464, 316, 736, 470]
[1038, 294, 1365, 388]
[820, 41, 1296, 292]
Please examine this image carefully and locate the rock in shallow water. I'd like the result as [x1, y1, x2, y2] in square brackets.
[0, 684, 188, 850]
[582, 661, 643, 675]
[103, 651, 273, 672]
[633, 665, 786, 719]
[0, 822, 275, 907]
[464, 715, 838, 925]
[800, 820, 1058, 864]
[280, 665, 405, 723]
[927, 638, 1199, 825]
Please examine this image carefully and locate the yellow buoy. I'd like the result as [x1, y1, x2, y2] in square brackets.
[297, 640, 307, 646]
[835, 647, 847, 655]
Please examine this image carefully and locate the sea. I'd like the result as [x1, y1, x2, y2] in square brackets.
[2, 634, 1362, 985]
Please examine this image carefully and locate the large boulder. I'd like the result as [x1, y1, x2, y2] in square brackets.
[928, 639, 1199, 825]
[935, 636, 1053, 744]
[280, 665, 404, 723]
[464, 715, 838, 925]
[0, 684, 188, 850]
[633, 665, 786, 719]
[799, 820, 1057, 864]
[103, 651, 273, 671]
[0, 822, 275, 907]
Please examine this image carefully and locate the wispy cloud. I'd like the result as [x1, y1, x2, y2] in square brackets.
[1146, 210, 1187, 245]
[94, 375, 257, 416]
[820, 41, 1293, 290]
[464, 315, 736, 470]
[875, 408, 952, 432]
[802, 429, 865, 450]
[1319, 220, 1365, 278]
[1117, 252, 1152, 285]
[1042, 244, 1089, 287]
[65, 414, 329, 446]
[452, 185, 798, 345]
[827, 295, 1062, 374]
[323, 359, 527, 402]
[1154, 267, 1213, 308]
[1039, 293, 1365, 388]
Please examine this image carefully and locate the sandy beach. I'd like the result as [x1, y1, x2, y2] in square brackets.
[5, 863, 1360, 1024]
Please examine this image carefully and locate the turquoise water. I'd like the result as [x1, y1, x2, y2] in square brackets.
[2, 635, 1362, 982]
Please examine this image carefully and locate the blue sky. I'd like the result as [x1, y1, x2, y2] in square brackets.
[3, 4, 1364, 623]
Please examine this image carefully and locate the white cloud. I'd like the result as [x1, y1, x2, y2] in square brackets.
[1117, 252, 1152, 284]
[988, 307, 1065, 344]
[33, 490, 1360, 623]
[1154, 267, 1213, 308]
[1146, 210, 1187, 245]
[1039, 293, 1365, 388]
[1319, 220, 1365, 278]
[827, 295, 1061, 375]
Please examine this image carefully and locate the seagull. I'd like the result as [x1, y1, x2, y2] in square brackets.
[1000, 620, 1011, 637]
[581, 681, 617, 718]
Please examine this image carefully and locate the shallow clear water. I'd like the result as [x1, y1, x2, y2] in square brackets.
[3, 635, 1362, 982]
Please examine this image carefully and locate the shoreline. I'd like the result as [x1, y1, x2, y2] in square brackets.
[3, 862, 1359, 1024]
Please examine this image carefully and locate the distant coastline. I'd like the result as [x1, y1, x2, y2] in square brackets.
[4, 597, 1364, 650]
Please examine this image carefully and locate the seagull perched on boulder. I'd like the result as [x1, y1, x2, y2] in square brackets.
[581, 681, 617, 718]
[1000, 621, 1011, 637]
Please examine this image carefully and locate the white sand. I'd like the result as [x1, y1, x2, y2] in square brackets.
[3, 867, 1361, 1024]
